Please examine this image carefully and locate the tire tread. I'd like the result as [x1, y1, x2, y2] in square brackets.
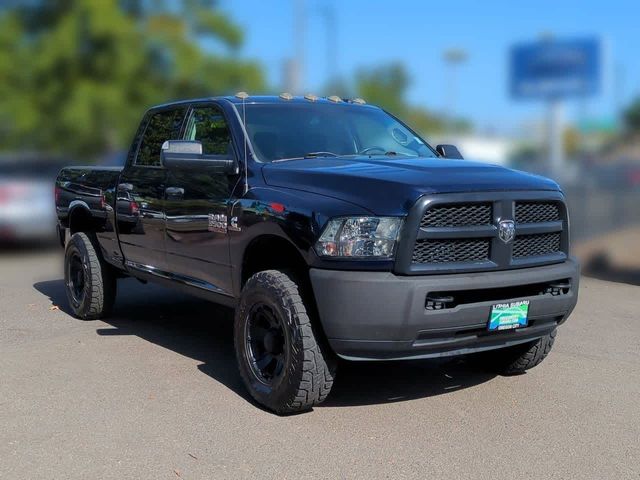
[235, 270, 336, 414]
[480, 329, 557, 375]
[65, 232, 116, 320]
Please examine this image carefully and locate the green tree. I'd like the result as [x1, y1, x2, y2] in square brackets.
[353, 63, 451, 136]
[355, 63, 408, 117]
[623, 96, 640, 132]
[0, 0, 264, 158]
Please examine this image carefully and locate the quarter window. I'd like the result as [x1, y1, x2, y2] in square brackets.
[135, 108, 186, 166]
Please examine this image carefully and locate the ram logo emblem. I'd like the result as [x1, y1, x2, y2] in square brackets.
[498, 219, 516, 244]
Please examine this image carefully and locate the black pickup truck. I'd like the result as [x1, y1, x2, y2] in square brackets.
[55, 94, 579, 413]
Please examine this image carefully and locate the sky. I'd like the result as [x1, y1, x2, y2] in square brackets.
[221, 0, 640, 135]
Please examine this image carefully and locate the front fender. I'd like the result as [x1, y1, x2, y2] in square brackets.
[228, 186, 373, 297]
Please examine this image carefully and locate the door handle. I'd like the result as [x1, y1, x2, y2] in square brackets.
[165, 187, 184, 197]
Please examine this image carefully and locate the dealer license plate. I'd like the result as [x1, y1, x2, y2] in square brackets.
[488, 300, 530, 331]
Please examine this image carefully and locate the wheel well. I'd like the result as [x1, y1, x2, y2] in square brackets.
[68, 207, 94, 235]
[241, 235, 309, 288]
[240, 235, 334, 357]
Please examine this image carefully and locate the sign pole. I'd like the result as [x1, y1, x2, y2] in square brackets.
[547, 98, 564, 179]
[509, 37, 601, 181]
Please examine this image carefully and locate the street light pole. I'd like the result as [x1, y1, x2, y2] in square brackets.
[292, 0, 306, 94]
[319, 2, 337, 86]
[547, 98, 564, 179]
[443, 48, 468, 122]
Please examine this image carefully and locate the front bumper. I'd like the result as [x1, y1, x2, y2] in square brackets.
[310, 258, 580, 360]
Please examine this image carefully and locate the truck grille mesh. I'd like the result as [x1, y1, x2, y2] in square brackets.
[420, 203, 492, 228]
[409, 197, 567, 271]
[512, 232, 561, 258]
[515, 202, 560, 223]
[412, 239, 490, 264]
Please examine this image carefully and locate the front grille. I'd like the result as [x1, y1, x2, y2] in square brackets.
[513, 232, 561, 258]
[515, 202, 560, 223]
[405, 194, 568, 273]
[421, 203, 491, 228]
[412, 239, 490, 264]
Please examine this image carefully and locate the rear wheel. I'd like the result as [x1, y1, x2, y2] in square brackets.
[64, 232, 117, 320]
[475, 330, 557, 375]
[234, 270, 336, 414]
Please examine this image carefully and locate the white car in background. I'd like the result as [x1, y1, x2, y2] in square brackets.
[0, 156, 69, 246]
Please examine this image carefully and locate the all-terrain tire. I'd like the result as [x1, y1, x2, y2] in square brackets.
[64, 232, 117, 320]
[234, 270, 336, 414]
[477, 329, 557, 375]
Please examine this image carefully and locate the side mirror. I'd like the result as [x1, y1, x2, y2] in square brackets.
[435, 144, 463, 159]
[161, 140, 237, 173]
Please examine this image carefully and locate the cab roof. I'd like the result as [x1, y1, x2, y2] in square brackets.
[150, 95, 374, 110]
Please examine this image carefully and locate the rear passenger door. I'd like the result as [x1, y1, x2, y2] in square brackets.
[117, 106, 186, 271]
[163, 103, 238, 297]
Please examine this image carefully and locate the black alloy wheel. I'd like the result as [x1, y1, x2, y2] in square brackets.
[245, 303, 289, 385]
[67, 251, 87, 306]
[234, 270, 336, 414]
[63, 232, 117, 320]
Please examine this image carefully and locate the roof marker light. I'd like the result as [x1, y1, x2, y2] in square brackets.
[235, 91, 249, 99]
[352, 98, 366, 105]
[279, 92, 293, 100]
[327, 95, 342, 103]
[304, 93, 318, 102]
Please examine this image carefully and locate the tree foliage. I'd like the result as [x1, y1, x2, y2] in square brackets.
[623, 96, 640, 133]
[355, 63, 408, 117]
[0, 0, 264, 157]
[353, 63, 452, 136]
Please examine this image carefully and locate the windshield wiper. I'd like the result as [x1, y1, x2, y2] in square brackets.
[303, 151, 340, 158]
[364, 151, 409, 157]
[272, 152, 341, 163]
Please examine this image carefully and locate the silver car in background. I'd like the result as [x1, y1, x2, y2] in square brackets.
[0, 155, 70, 246]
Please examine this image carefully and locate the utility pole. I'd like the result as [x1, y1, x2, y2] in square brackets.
[318, 2, 337, 87]
[539, 33, 565, 179]
[292, 0, 306, 94]
[547, 99, 564, 178]
[614, 62, 626, 122]
[443, 48, 468, 122]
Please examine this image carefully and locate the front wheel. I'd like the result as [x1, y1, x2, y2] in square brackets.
[475, 330, 557, 375]
[234, 270, 336, 414]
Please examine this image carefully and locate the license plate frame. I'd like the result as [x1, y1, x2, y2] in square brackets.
[488, 300, 530, 331]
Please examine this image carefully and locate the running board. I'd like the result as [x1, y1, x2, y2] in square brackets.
[124, 260, 232, 298]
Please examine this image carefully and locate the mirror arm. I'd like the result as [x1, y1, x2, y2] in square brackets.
[435, 144, 464, 160]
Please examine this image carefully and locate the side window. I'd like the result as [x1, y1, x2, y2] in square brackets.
[126, 113, 149, 166]
[184, 106, 233, 156]
[135, 108, 186, 166]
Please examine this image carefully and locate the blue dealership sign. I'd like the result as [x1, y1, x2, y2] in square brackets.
[510, 38, 601, 100]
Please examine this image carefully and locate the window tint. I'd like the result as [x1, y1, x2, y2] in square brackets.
[135, 108, 186, 166]
[126, 114, 149, 166]
[184, 106, 233, 155]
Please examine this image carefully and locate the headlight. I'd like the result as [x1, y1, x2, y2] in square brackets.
[315, 216, 403, 258]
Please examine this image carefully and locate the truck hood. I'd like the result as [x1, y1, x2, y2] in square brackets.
[261, 156, 560, 215]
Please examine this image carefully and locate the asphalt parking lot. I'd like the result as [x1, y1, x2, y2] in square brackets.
[1, 250, 639, 479]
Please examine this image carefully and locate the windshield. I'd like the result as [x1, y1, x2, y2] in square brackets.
[242, 103, 437, 162]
